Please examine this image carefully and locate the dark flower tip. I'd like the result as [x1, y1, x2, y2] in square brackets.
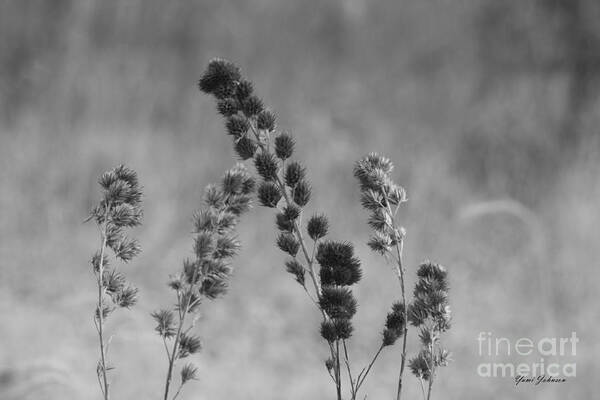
[274, 132, 295, 160]
[257, 109, 276, 131]
[319, 286, 357, 320]
[277, 232, 300, 257]
[293, 180, 311, 207]
[284, 161, 306, 187]
[258, 181, 282, 208]
[254, 152, 279, 181]
[307, 214, 329, 240]
[198, 59, 241, 96]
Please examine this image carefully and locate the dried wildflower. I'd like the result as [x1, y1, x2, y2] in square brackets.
[241, 95, 264, 116]
[235, 136, 258, 160]
[87, 165, 143, 400]
[285, 259, 305, 286]
[154, 164, 254, 400]
[180, 363, 199, 384]
[284, 161, 305, 187]
[274, 132, 295, 159]
[277, 232, 300, 257]
[257, 109, 276, 131]
[217, 98, 239, 117]
[226, 115, 250, 137]
[408, 351, 431, 381]
[254, 152, 279, 181]
[292, 180, 311, 207]
[258, 181, 282, 207]
[198, 58, 241, 96]
[307, 214, 329, 240]
[199, 59, 390, 400]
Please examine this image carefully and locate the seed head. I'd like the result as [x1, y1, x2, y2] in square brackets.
[198, 58, 241, 96]
[178, 333, 202, 358]
[258, 181, 281, 208]
[307, 214, 329, 240]
[241, 95, 264, 116]
[257, 109, 276, 131]
[234, 136, 258, 160]
[254, 152, 279, 181]
[284, 161, 305, 187]
[293, 180, 311, 207]
[217, 98, 239, 117]
[319, 286, 357, 320]
[274, 132, 295, 160]
[180, 363, 199, 384]
[285, 259, 305, 286]
[276, 232, 300, 257]
[226, 115, 250, 137]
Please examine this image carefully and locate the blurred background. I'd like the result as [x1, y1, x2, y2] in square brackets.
[1, 0, 599, 399]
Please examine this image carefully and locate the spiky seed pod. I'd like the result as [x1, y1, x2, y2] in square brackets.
[293, 180, 311, 207]
[178, 334, 202, 358]
[103, 269, 126, 295]
[113, 237, 141, 262]
[217, 98, 239, 117]
[198, 58, 241, 95]
[319, 256, 362, 286]
[382, 328, 401, 346]
[214, 235, 240, 259]
[274, 132, 295, 160]
[258, 181, 282, 208]
[320, 320, 338, 342]
[277, 233, 300, 257]
[204, 184, 225, 209]
[254, 152, 279, 181]
[319, 286, 357, 320]
[368, 209, 392, 233]
[306, 214, 328, 241]
[418, 327, 434, 346]
[276, 212, 294, 232]
[111, 203, 143, 228]
[91, 251, 110, 273]
[113, 285, 138, 308]
[320, 319, 353, 341]
[417, 262, 448, 282]
[236, 79, 253, 100]
[334, 318, 353, 339]
[257, 109, 276, 131]
[315, 242, 362, 286]
[408, 300, 429, 327]
[354, 153, 394, 190]
[367, 232, 393, 255]
[234, 136, 258, 160]
[284, 161, 305, 187]
[409, 350, 432, 380]
[241, 95, 264, 116]
[221, 164, 255, 197]
[386, 302, 406, 331]
[285, 259, 305, 285]
[283, 204, 301, 221]
[226, 115, 250, 137]
[200, 275, 228, 299]
[226, 194, 252, 215]
[386, 183, 407, 205]
[180, 363, 199, 384]
[168, 275, 183, 291]
[360, 190, 383, 211]
[151, 309, 177, 338]
[96, 304, 114, 321]
[194, 232, 215, 259]
[183, 259, 201, 285]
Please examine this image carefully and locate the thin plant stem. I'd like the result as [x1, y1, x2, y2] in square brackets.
[335, 340, 342, 400]
[355, 344, 384, 393]
[163, 275, 199, 400]
[96, 214, 110, 400]
[381, 189, 409, 400]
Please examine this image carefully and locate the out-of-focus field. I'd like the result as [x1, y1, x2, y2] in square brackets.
[0, 1, 599, 399]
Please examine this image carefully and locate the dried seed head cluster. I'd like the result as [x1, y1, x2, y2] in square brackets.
[408, 262, 451, 382]
[152, 164, 255, 399]
[87, 165, 143, 399]
[200, 59, 370, 399]
[354, 153, 407, 255]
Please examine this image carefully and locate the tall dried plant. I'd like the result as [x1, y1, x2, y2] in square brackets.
[86, 165, 143, 400]
[151, 164, 255, 400]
